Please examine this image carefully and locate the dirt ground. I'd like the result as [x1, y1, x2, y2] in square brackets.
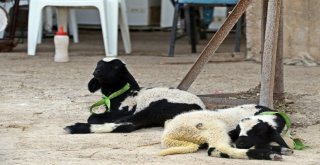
[0, 31, 319, 164]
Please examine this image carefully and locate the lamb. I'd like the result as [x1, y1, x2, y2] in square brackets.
[160, 104, 293, 160]
[64, 58, 205, 134]
[233, 109, 295, 151]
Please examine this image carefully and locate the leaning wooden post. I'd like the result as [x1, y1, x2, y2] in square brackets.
[259, 0, 282, 108]
[178, 0, 252, 90]
[273, 0, 285, 102]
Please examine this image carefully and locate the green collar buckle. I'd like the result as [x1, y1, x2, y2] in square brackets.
[89, 83, 130, 114]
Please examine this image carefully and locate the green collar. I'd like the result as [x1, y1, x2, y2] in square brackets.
[259, 111, 308, 150]
[260, 111, 291, 134]
[89, 83, 130, 114]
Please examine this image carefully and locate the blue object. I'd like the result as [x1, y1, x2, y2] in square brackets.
[203, 7, 214, 27]
[178, 0, 238, 5]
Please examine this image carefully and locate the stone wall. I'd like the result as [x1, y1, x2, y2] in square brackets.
[246, 0, 320, 65]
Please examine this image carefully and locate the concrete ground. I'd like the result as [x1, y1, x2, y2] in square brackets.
[0, 30, 319, 164]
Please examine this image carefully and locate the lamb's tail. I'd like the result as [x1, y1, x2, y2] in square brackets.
[208, 146, 283, 161]
[159, 138, 199, 156]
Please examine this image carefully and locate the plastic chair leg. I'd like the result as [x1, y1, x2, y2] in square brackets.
[69, 9, 79, 43]
[37, 7, 53, 44]
[28, 3, 43, 55]
[119, 0, 131, 54]
[37, 15, 43, 44]
[106, 0, 118, 56]
[168, 3, 181, 57]
[97, 4, 110, 56]
[185, 6, 196, 53]
[234, 15, 242, 52]
[56, 7, 68, 33]
[44, 7, 53, 33]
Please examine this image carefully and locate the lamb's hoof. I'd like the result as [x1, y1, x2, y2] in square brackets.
[208, 147, 220, 157]
[64, 123, 91, 134]
[63, 127, 71, 134]
[270, 154, 283, 161]
[281, 148, 294, 156]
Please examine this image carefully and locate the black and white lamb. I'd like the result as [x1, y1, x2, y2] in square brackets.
[160, 104, 293, 160]
[64, 58, 205, 134]
[233, 108, 295, 151]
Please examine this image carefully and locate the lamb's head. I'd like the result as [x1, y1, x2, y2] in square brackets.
[88, 58, 140, 94]
[235, 115, 289, 149]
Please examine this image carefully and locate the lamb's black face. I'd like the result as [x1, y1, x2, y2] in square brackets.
[93, 59, 125, 84]
[235, 118, 270, 149]
[88, 58, 140, 93]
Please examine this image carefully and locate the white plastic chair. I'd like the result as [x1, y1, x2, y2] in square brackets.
[28, 0, 131, 57]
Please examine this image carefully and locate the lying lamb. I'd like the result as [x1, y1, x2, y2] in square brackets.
[160, 104, 293, 160]
[233, 110, 295, 151]
[64, 58, 205, 134]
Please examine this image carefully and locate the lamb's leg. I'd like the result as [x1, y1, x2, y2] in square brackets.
[64, 121, 138, 134]
[208, 145, 248, 159]
[254, 144, 294, 156]
[206, 130, 251, 159]
[87, 110, 133, 124]
[87, 113, 117, 124]
[205, 124, 282, 160]
[203, 123, 250, 159]
[65, 110, 156, 134]
[159, 138, 200, 156]
[245, 149, 283, 160]
[209, 145, 283, 161]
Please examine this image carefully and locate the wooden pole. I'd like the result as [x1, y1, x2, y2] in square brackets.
[259, 0, 282, 108]
[273, 0, 284, 101]
[178, 0, 252, 90]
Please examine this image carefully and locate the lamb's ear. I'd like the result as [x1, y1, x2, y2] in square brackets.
[271, 130, 290, 148]
[123, 68, 140, 90]
[88, 78, 101, 93]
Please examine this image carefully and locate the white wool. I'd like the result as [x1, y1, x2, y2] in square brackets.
[119, 87, 206, 114]
[159, 104, 264, 158]
[102, 57, 126, 64]
[102, 57, 118, 62]
[163, 104, 259, 136]
[118, 87, 205, 113]
[90, 123, 120, 133]
[119, 96, 137, 111]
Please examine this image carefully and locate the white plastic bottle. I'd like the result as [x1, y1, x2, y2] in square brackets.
[54, 26, 69, 62]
